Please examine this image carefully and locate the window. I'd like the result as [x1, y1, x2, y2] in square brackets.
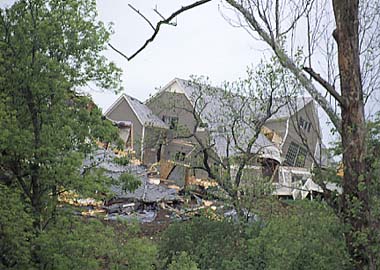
[175, 152, 186, 162]
[291, 175, 303, 183]
[284, 142, 308, 167]
[295, 147, 307, 167]
[291, 175, 308, 185]
[162, 115, 179, 130]
[199, 122, 208, 128]
[217, 126, 226, 133]
[299, 117, 312, 132]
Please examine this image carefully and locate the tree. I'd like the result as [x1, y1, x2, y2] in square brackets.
[34, 216, 130, 270]
[155, 59, 300, 202]
[159, 217, 251, 270]
[0, 0, 122, 231]
[115, 0, 378, 268]
[0, 184, 33, 269]
[249, 201, 351, 270]
[168, 252, 199, 270]
[221, 0, 375, 268]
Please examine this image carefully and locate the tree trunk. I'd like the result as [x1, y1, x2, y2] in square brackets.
[332, 0, 370, 268]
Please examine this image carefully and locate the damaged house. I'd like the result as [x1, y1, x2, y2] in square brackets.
[105, 78, 339, 199]
[104, 94, 169, 164]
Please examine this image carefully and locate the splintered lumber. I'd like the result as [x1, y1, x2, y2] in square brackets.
[160, 160, 175, 179]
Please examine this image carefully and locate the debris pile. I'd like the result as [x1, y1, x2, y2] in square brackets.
[186, 176, 218, 189]
[60, 148, 229, 225]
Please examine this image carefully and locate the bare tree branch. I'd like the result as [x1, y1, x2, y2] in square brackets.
[154, 8, 172, 24]
[303, 66, 344, 106]
[226, 0, 342, 135]
[128, 4, 156, 31]
[109, 0, 212, 61]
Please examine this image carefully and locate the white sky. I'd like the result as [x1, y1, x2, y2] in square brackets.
[93, 1, 340, 145]
[92, 0, 267, 110]
[0, 0, 342, 145]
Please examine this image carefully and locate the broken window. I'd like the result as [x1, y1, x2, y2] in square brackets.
[162, 115, 179, 130]
[291, 174, 308, 185]
[291, 175, 303, 183]
[261, 159, 279, 182]
[175, 152, 186, 162]
[284, 142, 308, 167]
[299, 116, 312, 132]
[199, 122, 208, 128]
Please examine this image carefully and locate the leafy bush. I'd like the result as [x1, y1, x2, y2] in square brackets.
[119, 173, 141, 192]
[248, 201, 351, 270]
[114, 156, 130, 166]
[159, 201, 351, 270]
[159, 217, 254, 270]
[168, 252, 199, 270]
[34, 216, 128, 270]
[123, 238, 158, 270]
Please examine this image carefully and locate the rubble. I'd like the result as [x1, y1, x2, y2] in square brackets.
[79, 148, 185, 222]
[61, 147, 231, 224]
[187, 176, 218, 189]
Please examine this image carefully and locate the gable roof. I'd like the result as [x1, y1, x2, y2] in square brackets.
[144, 78, 320, 164]
[212, 132, 282, 162]
[105, 94, 168, 129]
[145, 78, 200, 106]
[149, 78, 283, 162]
[153, 78, 314, 121]
[268, 97, 314, 121]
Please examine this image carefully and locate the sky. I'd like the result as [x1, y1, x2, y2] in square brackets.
[92, 0, 340, 145]
[0, 0, 342, 144]
[92, 0, 266, 110]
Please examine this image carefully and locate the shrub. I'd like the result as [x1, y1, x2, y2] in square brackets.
[114, 156, 130, 166]
[119, 173, 141, 193]
[159, 217, 252, 270]
[168, 252, 199, 270]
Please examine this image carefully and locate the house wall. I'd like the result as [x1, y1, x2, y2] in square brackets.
[143, 126, 167, 165]
[106, 98, 143, 157]
[145, 82, 322, 177]
[281, 102, 321, 169]
[146, 87, 209, 160]
[147, 90, 197, 135]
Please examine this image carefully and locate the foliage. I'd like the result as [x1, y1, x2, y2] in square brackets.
[0, 0, 122, 230]
[123, 238, 158, 270]
[34, 212, 185, 270]
[159, 201, 352, 270]
[119, 172, 141, 193]
[168, 252, 199, 270]
[114, 156, 130, 166]
[236, 173, 280, 221]
[248, 201, 351, 270]
[0, 185, 33, 269]
[34, 215, 128, 270]
[159, 217, 254, 270]
[363, 113, 380, 267]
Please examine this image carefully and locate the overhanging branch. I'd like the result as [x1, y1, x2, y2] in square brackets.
[303, 66, 345, 107]
[226, 0, 342, 135]
[109, 0, 213, 61]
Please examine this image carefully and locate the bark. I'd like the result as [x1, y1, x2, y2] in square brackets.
[332, 0, 370, 268]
